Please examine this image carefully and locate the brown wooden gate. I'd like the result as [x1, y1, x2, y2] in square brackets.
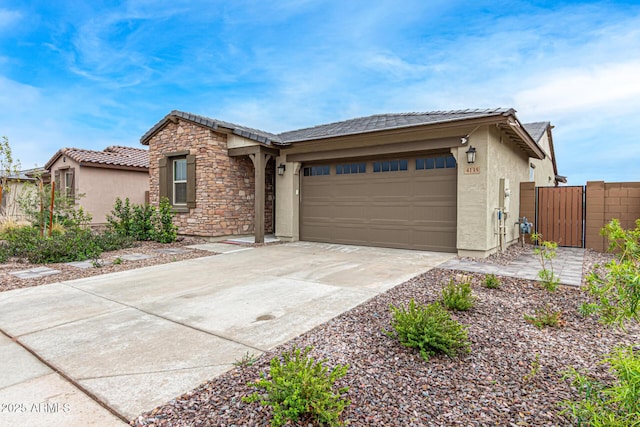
[536, 186, 585, 247]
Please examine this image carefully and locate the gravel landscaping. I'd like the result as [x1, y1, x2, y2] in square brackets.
[131, 248, 638, 427]
[0, 237, 214, 292]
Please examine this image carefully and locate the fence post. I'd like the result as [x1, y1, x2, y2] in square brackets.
[585, 181, 605, 252]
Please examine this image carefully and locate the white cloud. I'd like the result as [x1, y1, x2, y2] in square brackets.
[515, 61, 640, 116]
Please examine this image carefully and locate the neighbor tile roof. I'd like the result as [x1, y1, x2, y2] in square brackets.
[45, 146, 149, 170]
[1, 167, 45, 180]
[523, 122, 550, 143]
[141, 108, 518, 146]
[278, 108, 516, 143]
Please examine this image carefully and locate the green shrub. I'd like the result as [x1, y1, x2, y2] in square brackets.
[0, 243, 10, 263]
[441, 280, 476, 311]
[25, 229, 103, 263]
[386, 299, 470, 361]
[94, 231, 136, 252]
[523, 304, 564, 329]
[561, 345, 640, 426]
[243, 346, 350, 427]
[2, 225, 40, 258]
[107, 197, 177, 243]
[583, 219, 640, 327]
[149, 197, 177, 243]
[484, 273, 501, 289]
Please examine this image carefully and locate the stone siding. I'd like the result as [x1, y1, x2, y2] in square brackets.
[148, 119, 274, 237]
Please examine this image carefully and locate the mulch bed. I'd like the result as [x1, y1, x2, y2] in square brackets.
[131, 250, 638, 427]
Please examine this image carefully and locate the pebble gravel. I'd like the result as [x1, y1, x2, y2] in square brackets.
[131, 249, 639, 427]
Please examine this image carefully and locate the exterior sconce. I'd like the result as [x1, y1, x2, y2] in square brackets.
[466, 146, 477, 164]
[277, 163, 286, 176]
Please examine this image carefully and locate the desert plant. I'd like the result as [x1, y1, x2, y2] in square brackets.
[581, 219, 640, 327]
[484, 273, 501, 289]
[107, 197, 176, 243]
[523, 353, 541, 383]
[524, 304, 564, 329]
[561, 345, 640, 426]
[386, 299, 470, 361]
[149, 197, 177, 243]
[531, 232, 560, 291]
[234, 351, 259, 368]
[441, 279, 476, 311]
[243, 346, 350, 427]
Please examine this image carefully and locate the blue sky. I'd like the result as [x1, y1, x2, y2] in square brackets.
[1, 0, 639, 185]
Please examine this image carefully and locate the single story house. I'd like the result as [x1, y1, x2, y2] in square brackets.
[141, 108, 563, 257]
[45, 146, 149, 225]
[0, 167, 47, 222]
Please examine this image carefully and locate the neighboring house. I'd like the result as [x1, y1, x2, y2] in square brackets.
[0, 168, 46, 221]
[44, 146, 149, 225]
[141, 108, 563, 257]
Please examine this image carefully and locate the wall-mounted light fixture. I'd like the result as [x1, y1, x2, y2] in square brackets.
[466, 146, 477, 164]
[277, 163, 286, 176]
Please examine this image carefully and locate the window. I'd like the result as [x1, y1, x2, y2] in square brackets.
[416, 155, 456, 170]
[54, 168, 75, 201]
[64, 170, 74, 198]
[372, 159, 408, 173]
[303, 165, 330, 176]
[173, 158, 187, 205]
[159, 151, 195, 210]
[336, 162, 366, 174]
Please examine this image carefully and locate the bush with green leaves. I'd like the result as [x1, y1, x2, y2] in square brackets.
[523, 304, 564, 329]
[531, 232, 560, 291]
[441, 279, 476, 311]
[386, 299, 470, 361]
[0, 223, 134, 264]
[107, 197, 177, 243]
[17, 180, 89, 232]
[581, 219, 640, 327]
[243, 346, 350, 427]
[561, 345, 640, 426]
[484, 274, 501, 289]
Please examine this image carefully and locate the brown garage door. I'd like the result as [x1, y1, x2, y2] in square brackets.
[300, 154, 457, 252]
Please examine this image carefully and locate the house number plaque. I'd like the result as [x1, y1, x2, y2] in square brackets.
[464, 166, 480, 175]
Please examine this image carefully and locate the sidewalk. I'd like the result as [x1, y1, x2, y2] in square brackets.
[440, 247, 585, 287]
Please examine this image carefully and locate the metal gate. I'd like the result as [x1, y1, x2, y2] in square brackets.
[536, 186, 585, 247]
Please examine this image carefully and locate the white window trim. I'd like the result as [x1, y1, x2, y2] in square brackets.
[173, 158, 187, 206]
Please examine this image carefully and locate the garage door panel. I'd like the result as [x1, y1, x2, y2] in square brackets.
[301, 156, 457, 252]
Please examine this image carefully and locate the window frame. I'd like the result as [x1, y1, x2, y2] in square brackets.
[159, 150, 195, 212]
[172, 157, 187, 206]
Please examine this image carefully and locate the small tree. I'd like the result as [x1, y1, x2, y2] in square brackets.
[531, 232, 560, 291]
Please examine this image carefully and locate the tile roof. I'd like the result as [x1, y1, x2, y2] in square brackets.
[140, 110, 282, 145]
[278, 108, 516, 143]
[45, 146, 149, 170]
[522, 122, 550, 143]
[141, 108, 518, 146]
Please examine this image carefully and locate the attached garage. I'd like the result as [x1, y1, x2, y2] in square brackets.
[300, 153, 458, 252]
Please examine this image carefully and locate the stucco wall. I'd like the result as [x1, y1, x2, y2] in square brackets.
[48, 156, 148, 225]
[80, 167, 148, 224]
[456, 125, 531, 257]
[530, 130, 556, 187]
[147, 119, 274, 237]
[1, 180, 32, 221]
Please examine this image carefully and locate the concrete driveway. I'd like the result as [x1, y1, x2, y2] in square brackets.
[0, 242, 453, 425]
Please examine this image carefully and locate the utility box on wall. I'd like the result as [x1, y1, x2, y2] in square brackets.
[500, 178, 510, 213]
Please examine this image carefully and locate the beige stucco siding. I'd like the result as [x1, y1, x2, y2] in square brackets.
[1, 180, 32, 221]
[48, 156, 148, 225]
[80, 167, 148, 224]
[530, 130, 556, 187]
